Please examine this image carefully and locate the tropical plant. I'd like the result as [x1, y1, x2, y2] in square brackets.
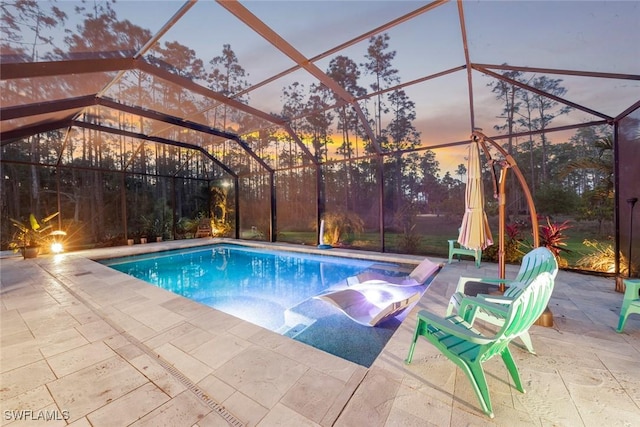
[539, 217, 571, 266]
[322, 211, 364, 245]
[484, 221, 525, 264]
[394, 202, 421, 254]
[9, 212, 65, 253]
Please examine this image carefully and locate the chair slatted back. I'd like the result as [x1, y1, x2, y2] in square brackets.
[482, 272, 555, 361]
[504, 247, 558, 299]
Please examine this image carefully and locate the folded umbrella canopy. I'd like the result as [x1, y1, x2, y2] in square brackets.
[458, 139, 493, 251]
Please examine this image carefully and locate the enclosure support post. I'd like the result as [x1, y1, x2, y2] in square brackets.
[56, 166, 62, 230]
[234, 177, 240, 240]
[171, 177, 176, 239]
[316, 164, 324, 241]
[270, 171, 277, 242]
[378, 155, 385, 253]
[122, 172, 128, 240]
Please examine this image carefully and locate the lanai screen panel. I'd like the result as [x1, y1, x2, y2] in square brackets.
[618, 109, 640, 276]
[102, 69, 213, 127]
[0, 0, 179, 61]
[61, 126, 136, 172]
[0, 110, 73, 135]
[275, 166, 317, 245]
[144, 0, 299, 92]
[173, 177, 214, 230]
[240, 127, 312, 170]
[314, 0, 462, 86]
[463, 1, 639, 74]
[0, 73, 114, 111]
[322, 158, 381, 251]
[238, 173, 271, 240]
[1, 130, 67, 166]
[471, 71, 629, 134]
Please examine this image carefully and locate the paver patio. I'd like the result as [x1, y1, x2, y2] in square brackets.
[1, 239, 639, 426]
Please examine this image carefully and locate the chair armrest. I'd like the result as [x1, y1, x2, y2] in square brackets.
[458, 295, 509, 324]
[623, 279, 640, 300]
[417, 309, 493, 345]
[455, 276, 483, 293]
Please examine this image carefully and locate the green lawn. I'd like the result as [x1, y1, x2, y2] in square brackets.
[271, 215, 614, 272]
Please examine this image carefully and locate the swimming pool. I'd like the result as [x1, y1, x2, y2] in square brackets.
[100, 243, 431, 366]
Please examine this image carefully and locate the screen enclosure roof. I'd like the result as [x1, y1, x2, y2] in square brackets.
[2, 0, 639, 175]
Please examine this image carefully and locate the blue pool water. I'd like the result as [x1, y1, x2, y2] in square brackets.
[100, 244, 428, 366]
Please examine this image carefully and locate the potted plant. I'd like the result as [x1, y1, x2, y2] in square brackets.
[9, 212, 65, 258]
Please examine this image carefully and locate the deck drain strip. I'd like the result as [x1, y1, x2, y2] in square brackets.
[43, 267, 245, 427]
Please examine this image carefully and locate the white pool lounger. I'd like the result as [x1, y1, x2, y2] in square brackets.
[315, 282, 422, 327]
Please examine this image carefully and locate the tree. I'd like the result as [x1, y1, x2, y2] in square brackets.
[208, 44, 250, 131]
[528, 76, 573, 183]
[489, 68, 524, 155]
[326, 55, 366, 211]
[489, 68, 526, 215]
[561, 134, 614, 234]
[361, 33, 399, 142]
[382, 89, 421, 215]
[0, 0, 67, 60]
[456, 163, 467, 183]
[1, 0, 67, 219]
[327, 56, 366, 157]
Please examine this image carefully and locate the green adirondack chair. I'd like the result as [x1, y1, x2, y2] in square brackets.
[405, 272, 555, 418]
[617, 278, 640, 333]
[445, 246, 558, 354]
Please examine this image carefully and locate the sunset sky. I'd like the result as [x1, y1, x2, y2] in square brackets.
[15, 0, 640, 175]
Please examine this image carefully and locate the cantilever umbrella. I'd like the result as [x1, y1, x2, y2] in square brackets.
[458, 139, 493, 252]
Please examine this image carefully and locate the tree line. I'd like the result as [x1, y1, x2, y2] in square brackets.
[1, 0, 614, 251]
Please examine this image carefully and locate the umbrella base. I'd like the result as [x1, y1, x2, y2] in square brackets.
[533, 307, 554, 327]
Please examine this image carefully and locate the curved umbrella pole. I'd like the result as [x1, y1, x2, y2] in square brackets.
[471, 130, 540, 282]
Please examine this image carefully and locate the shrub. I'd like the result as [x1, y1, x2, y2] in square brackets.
[577, 239, 634, 275]
[322, 211, 364, 245]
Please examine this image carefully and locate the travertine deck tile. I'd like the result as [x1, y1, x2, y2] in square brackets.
[220, 391, 268, 427]
[215, 345, 308, 409]
[75, 319, 118, 342]
[0, 339, 43, 373]
[334, 367, 400, 427]
[142, 322, 200, 350]
[153, 342, 213, 384]
[0, 329, 34, 348]
[46, 341, 116, 378]
[39, 329, 90, 359]
[0, 385, 56, 427]
[169, 327, 216, 353]
[191, 332, 252, 369]
[280, 368, 349, 425]
[86, 382, 170, 427]
[0, 309, 31, 337]
[46, 356, 148, 422]
[128, 389, 212, 427]
[196, 374, 235, 404]
[128, 353, 188, 397]
[121, 303, 186, 332]
[0, 360, 56, 401]
[256, 403, 320, 427]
